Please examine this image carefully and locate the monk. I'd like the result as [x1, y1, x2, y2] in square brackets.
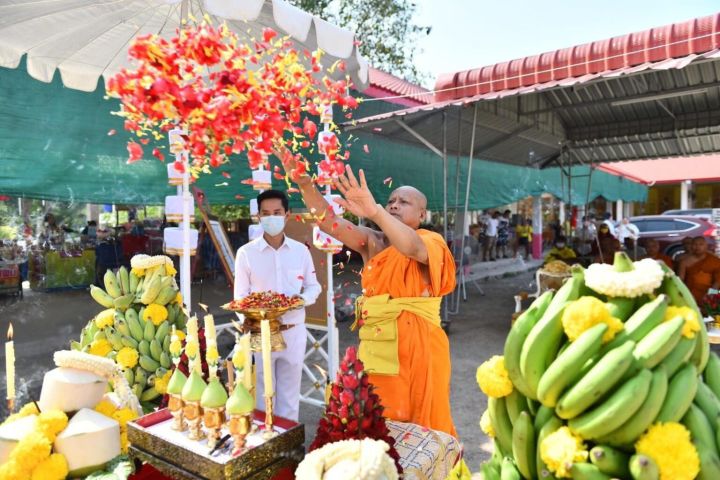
[679, 236, 720, 304]
[642, 238, 673, 268]
[279, 150, 457, 437]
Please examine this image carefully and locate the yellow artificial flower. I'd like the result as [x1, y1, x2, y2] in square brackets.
[0, 458, 31, 480]
[12, 431, 52, 472]
[540, 427, 588, 478]
[166, 262, 177, 276]
[94, 399, 118, 417]
[665, 306, 701, 339]
[562, 297, 624, 343]
[131, 267, 146, 277]
[185, 341, 199, 359]
[476, 356, 513, 398]
[232, 349, 245, 370]
[480, 409, 495, 437]
[154, 371, 173, 395]
[143, 304, 168, 326]
[175, 329, 186, 340]
[111, 408, 138, 426]
[174, 292, 183, 304]
[169, 338, 183, 356]
[1, 402, 39, 427]
[116, 347, 140, 369]
[94, 309, 115, 329]
[31, 454, 68, 480]
[88, 338, 113, 357]
[35, 410, 68, 442]
[635, 422, 699, 480]
[206, 346, 220, 364]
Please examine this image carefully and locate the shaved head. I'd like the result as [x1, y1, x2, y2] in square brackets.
[392, 186, 427, 209]
[386, 186, 427, 229]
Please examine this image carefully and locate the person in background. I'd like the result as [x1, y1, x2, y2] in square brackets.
[675, 236, 695, 273]
[544, 236, 578, 265]
[514, 217, 533, 260]
[679, 236, 720, 304]
[233, 189, 321, 421]
[81, 220, 98, 244]
[40, 213, 64, 247]
[602, 212, 617, 238]
[483, 211, 500, 261]
[616, 217, 640, 254]
[467, 223, 481, 257]
[594, 237, 622, 264]
[642, 238, 673, 268]
[496, 210, 511, 259]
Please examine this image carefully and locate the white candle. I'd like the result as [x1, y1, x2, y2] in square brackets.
[260, 320, 273, 396]
[241, 333, 252, 390]
[5, 324, 15, 402]
[204, 314, 216, 344]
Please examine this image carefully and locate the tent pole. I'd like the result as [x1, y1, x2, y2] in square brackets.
[457, 104, 479, 312]
[442, 112, 448, 326]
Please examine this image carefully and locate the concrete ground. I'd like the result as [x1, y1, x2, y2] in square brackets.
[0, 266, 537, 473]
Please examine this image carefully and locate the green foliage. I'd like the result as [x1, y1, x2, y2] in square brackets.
[290, 0, 430, 84]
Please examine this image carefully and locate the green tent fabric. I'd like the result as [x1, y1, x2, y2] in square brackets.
[0, 60, 646, 209]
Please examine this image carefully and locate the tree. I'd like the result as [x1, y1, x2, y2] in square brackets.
[291, 0, 430, 84]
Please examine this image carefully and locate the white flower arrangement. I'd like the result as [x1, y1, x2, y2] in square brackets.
[585, 258, 664, 298]
[295, 438, 399, 480]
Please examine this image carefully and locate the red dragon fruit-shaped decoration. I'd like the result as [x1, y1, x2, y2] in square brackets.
[310, 346, 402, 473]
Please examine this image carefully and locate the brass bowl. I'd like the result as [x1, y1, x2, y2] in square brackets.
[221, 298, 304, 352]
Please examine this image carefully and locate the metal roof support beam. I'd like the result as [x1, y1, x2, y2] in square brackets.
[472, 125, 534, 154]
[395, 120, 444, 158]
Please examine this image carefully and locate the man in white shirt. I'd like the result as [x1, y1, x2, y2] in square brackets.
[616, 217, 640, 252]
[483, 211, 500, 261]
[234, 190, 321, 421]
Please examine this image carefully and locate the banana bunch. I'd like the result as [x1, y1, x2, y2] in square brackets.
[79, 256, 187, 406]
[480, 252, 718, 479]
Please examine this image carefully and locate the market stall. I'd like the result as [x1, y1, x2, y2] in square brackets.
[28, 247, 95, 291]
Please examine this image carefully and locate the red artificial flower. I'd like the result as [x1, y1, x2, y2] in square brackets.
[127, 141, 143, 163]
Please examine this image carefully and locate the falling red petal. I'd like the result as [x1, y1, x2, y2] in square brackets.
[127, 141, 143, 164]
[107, 129, 117, 136]
[363, 144, 369, 154]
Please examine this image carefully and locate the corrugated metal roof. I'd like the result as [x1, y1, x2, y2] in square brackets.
[364, 67, 433, 106]
[598, 155, 720, 184]
[344, 13, 720, 166]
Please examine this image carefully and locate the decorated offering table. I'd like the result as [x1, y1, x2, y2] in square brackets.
[29, 249, 95, 290]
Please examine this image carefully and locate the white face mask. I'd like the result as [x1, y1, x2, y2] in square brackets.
[260, 215, 286, 236]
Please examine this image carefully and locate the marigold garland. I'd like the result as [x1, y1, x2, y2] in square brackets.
[561, 296, 623, 343]
[0, 410, 68, 480]
[635, 422, 699, 480]
[476, 355, 513, 398]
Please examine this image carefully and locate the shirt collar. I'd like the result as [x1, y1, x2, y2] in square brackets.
[258, 234, 290, 251]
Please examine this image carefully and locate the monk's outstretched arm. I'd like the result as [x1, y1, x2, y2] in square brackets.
[275, 148, 372, 256]
[334, 166, 428, 265]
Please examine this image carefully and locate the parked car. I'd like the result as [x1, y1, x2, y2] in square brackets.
[662, 208, 713, 220]
[629, 215, 717, 258]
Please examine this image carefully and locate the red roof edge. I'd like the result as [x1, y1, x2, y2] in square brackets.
[597, 164, 650, 184]
[434, 12, 720, 102]
[365, 67, 432, 105]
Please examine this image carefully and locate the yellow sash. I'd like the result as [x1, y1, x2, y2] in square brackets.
[352, 294, 442, 376]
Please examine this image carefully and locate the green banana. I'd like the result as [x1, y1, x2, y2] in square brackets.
[118, 266, 130, 295]
[481, 462, 501, 480]
[134, 367, 147, 388]
[597, 367, 668, 447]
[500, 457, 521, 480]
[556, 340, 636, 420]
[149, 339, 163, 362]
[121, 336, 139, 349]
[692, 320, 711, 374]
[504, 291, 554, 399]
[163, 335, 171, 352]
[139, 355, 161, 372]
[605, 296, 635, 321]
[114, 311, 130, 337]
[140, 275, 163, 305]
[629, 454, 659, 480]
[70, 341, 82, 351]
[123, 368, 135, 385]
[504, 388, 527, 427]
[104, 270, 122, 298]
[90, 285, 115, 308]
[141, 387, 161, 402]
[511, 411, 536, 479]
[682, 403, 716, 451]
[537, 323, 607, 408]
[589, 445, 630, 478]
[533, 405, 556, 432]
[706, 352, 720, 399]
[138, 340, 150, 357]
[93, 330, 107, 341]
[81, 322, 99, 347]
[695, 438, 720, 480]
[694, 381, 720, 427]
[657, 335, 695, 377]
[126, 309, 144, 342]
[132, 383, 143, 400]
[488, 396, 513, 456]
[568, 369, 652, 439]
[154, 321, 170, 343]
[536, 416, 562, 480]
[113, 293, 134, 311]
[519, 303, 569, 399]
[656, 363, 698, 422]
[105, 327, 124, 350]
[134, 277, 145, 300]
[160, 351, 172, 369]
[569, 463, 611, 480]
[143, 320, 156, 342]
[601, 295, 668, 354]
[129, 270, 140, 294]
[137, 307, 146, 328]
[154, 286, 177, 306]
[175, 311, 187, 331]
[526, 398, 539, 416]
[632, 316, 684, 369]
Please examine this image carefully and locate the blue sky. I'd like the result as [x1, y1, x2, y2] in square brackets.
[413, 0, 719, 87]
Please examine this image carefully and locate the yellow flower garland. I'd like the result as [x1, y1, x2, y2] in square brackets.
[635, 422, 699, 480]
[476, 356, 513, 398]
[94, 399, 139, 453]
[540, 426, 588, 478]
[561, 297, 624, 343]
[143, 304, 168, 326]
[664, 306, 701, 339]
[116, 347, 140, 369]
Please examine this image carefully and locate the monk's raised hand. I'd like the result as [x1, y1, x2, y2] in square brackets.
[333, 165, 378, 218]
[274, 144, 308, 183]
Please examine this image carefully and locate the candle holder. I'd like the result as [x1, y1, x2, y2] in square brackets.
[6, 398, 14, 413]
[168, 394, 186, 432]
[183, 400, 204, 440]
[227, 413, 252, 456]
[203, 406, 226, 450]
[263, 396, 276, 439]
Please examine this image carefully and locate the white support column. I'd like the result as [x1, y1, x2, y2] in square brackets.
[532, 196, 543, 259]
[624, 202, 632, 218]
[681, 181, 690, 210]
[558, 201, 566, 225]
[616, 199, 624, 222]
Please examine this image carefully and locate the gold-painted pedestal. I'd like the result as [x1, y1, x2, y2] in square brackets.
[263, 396, 277, 439]
[221, 301, 304, 353]
[203, 406, 226, 450]
[183, 401, 204, 440]
[169, 394, 186, 432]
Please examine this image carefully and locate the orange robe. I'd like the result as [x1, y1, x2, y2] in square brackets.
[650, 253, 673, 269]
[360, 229, 457, 437]
[686, 253, 720, 303]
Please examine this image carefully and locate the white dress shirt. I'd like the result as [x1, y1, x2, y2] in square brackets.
[233, 235, 321, 325]
[485, 218, 499, 237]
[617, 222, 640, 243]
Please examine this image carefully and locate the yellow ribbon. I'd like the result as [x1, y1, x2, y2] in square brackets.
[352, 294, 442, 375]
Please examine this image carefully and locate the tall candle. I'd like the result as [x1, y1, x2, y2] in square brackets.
[241, 333, 252, 390]
[204, 314, 216, 344]
[5, 324, 15, 403]
[260, 320, 273, 396]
